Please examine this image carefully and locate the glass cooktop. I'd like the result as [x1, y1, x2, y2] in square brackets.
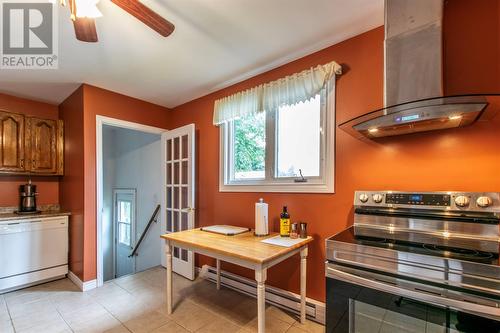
[330, 227, 499, 266]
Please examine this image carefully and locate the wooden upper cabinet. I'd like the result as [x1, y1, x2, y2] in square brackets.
[0, 111, 25, 173]
[0, 110, 64, 176]
[27, 117, 64, 175]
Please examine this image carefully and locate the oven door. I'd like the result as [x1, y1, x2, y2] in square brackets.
[326, 263, 500, 333]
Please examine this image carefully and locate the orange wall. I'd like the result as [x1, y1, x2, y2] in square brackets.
[0, 93, 60, 207]
[168, 27, 385, 302]
[59, 86, 86, 280]
[443, 0, 500, 94]
[81, 84, 170, 281]
[168, 1, 500, 302]
[58, 84, 171, 281]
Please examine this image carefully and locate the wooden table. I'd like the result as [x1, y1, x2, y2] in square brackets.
[161, 229, 313, 333]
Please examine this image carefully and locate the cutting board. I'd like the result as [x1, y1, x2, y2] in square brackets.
[200, 225, 251, 236]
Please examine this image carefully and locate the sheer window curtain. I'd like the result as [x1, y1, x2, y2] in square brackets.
[213, 61, 342, 125]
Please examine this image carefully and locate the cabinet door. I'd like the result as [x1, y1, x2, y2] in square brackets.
[28, 117, 58, 174]
[0, 111, 25, 172]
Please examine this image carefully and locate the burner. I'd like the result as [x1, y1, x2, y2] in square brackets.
[423, 244, 494, 260]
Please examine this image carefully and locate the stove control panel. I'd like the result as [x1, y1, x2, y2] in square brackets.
[385, 193, 450, 206]
[355, 191, 500, 212]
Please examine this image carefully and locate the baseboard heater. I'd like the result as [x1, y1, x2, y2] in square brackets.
[198, 265, 325, 324]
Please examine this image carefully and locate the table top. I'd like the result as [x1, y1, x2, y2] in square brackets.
[161, 228, 313, 264]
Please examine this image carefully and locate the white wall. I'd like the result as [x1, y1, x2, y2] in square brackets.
[102, 125, 162, 281]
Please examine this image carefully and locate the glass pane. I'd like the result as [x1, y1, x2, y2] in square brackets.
[118, 200, 131, 224]
[167, 187, 172, 208]
[167, 139, 172, 161]
[166, 210, 172, 232]
[173, 211, 178, 232]
[174, 137, 180, 160]
[181, 249, 188, 261]
[181, 135, 188, 159]
[118, 223, 130, 246]
[181, 161, 188, 185]
[277, 94, 321, 177]
[174, 187, 179, 209]
[174, 247, 179, 258]
[166, 163, 172, 185]
[181, 187, 188, 209]
[354, 300, 430, 333]
[233, 112, 265, 180]
[181, 212, 188, 230]
[174, 162, 179, 184]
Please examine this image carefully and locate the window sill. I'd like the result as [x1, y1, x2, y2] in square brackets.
[219, 182, 334, 193]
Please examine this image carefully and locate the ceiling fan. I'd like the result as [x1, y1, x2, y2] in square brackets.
[61, 0, 175, 42]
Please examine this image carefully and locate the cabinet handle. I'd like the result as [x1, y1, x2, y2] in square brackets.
[32, 159, 36, 168]
[20, 159, 24, 168]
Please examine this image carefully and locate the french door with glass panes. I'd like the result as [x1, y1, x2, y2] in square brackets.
[161, 124, 195, 280]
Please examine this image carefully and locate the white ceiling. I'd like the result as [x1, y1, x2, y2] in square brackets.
[0, 0, 384, 108]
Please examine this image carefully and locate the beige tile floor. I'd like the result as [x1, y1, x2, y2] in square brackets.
[0, 266, 324, 333]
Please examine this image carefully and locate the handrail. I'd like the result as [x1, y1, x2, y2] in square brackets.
[129, 204, 161, 258]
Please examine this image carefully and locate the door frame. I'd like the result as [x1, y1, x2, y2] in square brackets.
[96, 115, 167, 287]
[112, 188, 137, 279]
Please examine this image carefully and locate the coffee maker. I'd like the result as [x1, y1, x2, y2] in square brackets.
[17, 179, 40, 214]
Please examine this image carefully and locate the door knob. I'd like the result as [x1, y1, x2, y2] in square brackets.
[181, 207, 195, 213]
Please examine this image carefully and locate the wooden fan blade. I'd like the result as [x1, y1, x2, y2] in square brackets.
[67, 0, 98, 42]
[110, 0, 175, 37]
[73, 18, 98, 42]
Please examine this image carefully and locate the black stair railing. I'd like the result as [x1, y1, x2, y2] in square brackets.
[129, 204, 161, 258]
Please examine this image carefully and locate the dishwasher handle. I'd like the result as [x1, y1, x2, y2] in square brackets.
[326, 264, 500, 320]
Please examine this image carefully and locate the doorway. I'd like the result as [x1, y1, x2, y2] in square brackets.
[113, 189, 136, 278]
[96, 116, 197, 287]
[97, 116, 166, 286]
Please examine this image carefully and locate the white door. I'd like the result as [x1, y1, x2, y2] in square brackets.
[161, 124, 196, 280]
[114, 189, 136, 278]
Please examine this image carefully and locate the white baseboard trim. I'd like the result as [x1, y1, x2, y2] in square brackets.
[198, 265, 326, 325]
[68, 271, 97, 292]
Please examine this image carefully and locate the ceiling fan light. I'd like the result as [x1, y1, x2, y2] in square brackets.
[75, 0, 102, 18]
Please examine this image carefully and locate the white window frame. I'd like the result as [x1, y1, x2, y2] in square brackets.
[219, 79, 335, 193]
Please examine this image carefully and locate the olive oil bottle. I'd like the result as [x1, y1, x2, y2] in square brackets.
[280, 206, 291, 237]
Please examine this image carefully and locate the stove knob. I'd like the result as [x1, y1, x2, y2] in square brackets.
[476, 196, 493, 208]
[454, 195, 470, 208]
[372, 193, 384, 203]
[359, 193, 369, 203]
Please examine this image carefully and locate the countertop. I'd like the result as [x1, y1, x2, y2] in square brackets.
[0, 211, 71, 222]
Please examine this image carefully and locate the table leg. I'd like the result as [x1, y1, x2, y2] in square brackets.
[216, 259, 221, 290]
[300, 246, 308, 324]
[255, 267, 267, 333]
[166, 240, 173, 314]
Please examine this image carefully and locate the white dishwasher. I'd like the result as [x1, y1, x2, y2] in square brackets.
[0, 216, 68, 293]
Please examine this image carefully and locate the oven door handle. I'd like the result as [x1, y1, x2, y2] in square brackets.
[326, 264, 500, 320]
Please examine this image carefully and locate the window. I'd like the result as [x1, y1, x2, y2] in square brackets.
[117, 200, 132, 246]
[276, 94, 321, 178]
[220, 81, 334, 193]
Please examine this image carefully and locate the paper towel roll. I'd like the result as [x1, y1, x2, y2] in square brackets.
[255, 198, 269, 236]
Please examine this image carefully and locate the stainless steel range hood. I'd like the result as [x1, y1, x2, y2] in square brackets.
[339, 0, 499, 139]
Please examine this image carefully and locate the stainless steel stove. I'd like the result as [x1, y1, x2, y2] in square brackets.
[325, 191, 500, 333]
